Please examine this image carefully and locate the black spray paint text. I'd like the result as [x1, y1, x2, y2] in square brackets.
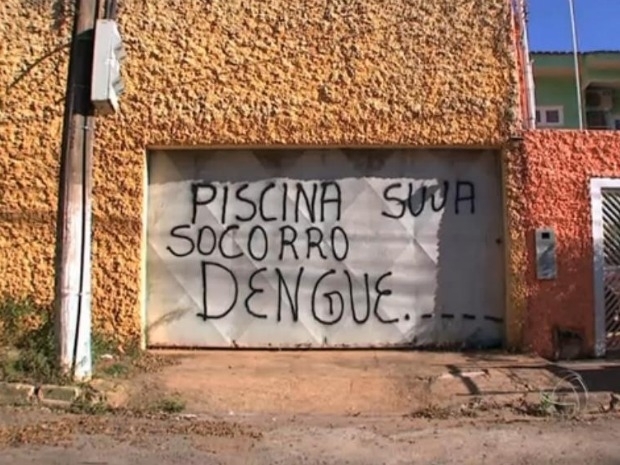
[165, 178, 477, 325]
[198, 262, 398, 326]
[381, 180, 476, 218]
[167, 223, 350, 262]
[191, 181, 342, 226]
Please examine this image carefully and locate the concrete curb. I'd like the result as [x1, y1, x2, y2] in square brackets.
[0, 382, 81, 408]
[0, 382, 36, 405]
[38, 385, 81, 407]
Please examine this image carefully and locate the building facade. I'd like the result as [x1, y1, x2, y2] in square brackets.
[7, 0, 620, 360]
[507, 130, 620, 358]
[532, 52, 620, 130]
[0, 0, 523, 351]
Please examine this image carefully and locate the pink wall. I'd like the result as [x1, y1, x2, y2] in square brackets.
[509, 131, 620, 357]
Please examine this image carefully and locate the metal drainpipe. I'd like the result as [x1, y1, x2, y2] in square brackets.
[568, 0, 584, 130]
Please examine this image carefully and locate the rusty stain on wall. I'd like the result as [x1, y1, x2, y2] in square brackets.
[0, 0, 519, 344]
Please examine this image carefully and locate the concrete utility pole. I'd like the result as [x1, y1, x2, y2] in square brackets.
[54, 0, 98, 380]
[568, 0, 584, 129]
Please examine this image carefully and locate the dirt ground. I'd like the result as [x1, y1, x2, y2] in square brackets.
[96, 350, 583, 416]
[2, 351, 620, 464]
[1, 407, 620, 464]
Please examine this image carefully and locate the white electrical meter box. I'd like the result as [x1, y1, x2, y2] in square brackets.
[535, 227, 557, 280]
[91, 19, 125, 115]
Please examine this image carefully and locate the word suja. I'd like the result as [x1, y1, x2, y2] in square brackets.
[382, 180, 476, 218]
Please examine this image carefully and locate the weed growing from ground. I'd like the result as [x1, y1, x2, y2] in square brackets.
[0, 297, 60, 384]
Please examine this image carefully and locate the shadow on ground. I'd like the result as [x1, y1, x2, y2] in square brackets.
[438, 351, 620, 414]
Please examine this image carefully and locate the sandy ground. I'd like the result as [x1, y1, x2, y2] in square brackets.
[1, 407, 620, 465]
[98, 350, 574, 416]
[2, 351, 620, 464]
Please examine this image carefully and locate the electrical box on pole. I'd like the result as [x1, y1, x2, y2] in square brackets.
[91, 19, 125, 115]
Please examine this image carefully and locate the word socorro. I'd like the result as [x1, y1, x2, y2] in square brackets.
[167, 224, 349, 262]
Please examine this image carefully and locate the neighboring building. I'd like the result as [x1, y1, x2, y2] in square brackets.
[532, 51, 620, 130]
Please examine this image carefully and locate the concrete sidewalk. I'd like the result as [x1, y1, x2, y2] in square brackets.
[95, 350, 615, 416]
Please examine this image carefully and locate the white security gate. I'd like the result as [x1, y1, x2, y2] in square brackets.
[591, 179, 620, 356]
[145, 149, 505, 348]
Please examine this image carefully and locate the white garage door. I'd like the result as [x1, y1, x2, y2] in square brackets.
[145, 149, 504, 348]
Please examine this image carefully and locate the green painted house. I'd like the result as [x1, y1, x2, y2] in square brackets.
[532, 51, 620, 130]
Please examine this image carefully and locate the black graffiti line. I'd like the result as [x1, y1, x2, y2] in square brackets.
[197, 225, 218, 256]
[198, 261, 239, 321]
[245, 266, 268, 319]
[218, 225, 243, 259]
[408, 184, 425, 217]
[430, 181, 449, 212]
[215, 224, 271, 264]
[381, 180, 477, 218]
[191, 182, 217, 225]
[280, 182, 302, 224]
[343, 270, 371, 324]
[373, 271, 397, 324]
[221, 184, 229, 224]
[234, 183, 257, 222]
[306, 227, 328, 260]
[294, 182, 318, 223]
[319, 181, 342, 222]
[259, 182, 277, 222]
[330, 226, 349, 261]
[247, 225, 268, 261]
[264, 196, 344, 262]
[324, 291, 344, 317]
[311, 269, 345, 325]
[455, 180, 475, 214]
[194, 264, 399, 326]
[325, 267, 396, 325]
[300, 228, 350, 265]
[276, 266, 304, 322]
[281, 183, 289, 223]
[381, 182, 406, 219]
[279, 225, 299, 260]
[167, 224, 195, 257]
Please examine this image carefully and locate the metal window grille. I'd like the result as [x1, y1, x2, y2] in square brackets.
[602, 189, 620, 350]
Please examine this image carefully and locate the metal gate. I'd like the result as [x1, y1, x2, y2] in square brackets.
[145, 149, 505, 349]
[602, 189, 620, 351]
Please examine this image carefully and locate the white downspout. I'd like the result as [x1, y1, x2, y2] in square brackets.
[568, 0, 584, 129]
[519, 0, 537, 129]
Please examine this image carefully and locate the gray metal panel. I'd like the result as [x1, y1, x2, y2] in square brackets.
[535, 227, 557, 280]
[145, 149, 505, 348]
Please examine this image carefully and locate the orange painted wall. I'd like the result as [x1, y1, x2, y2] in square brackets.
[508, 131, 620, 357]
[0, 0, 520, 344]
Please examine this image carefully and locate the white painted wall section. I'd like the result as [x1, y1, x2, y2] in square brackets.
[146, 149, 504, 348]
